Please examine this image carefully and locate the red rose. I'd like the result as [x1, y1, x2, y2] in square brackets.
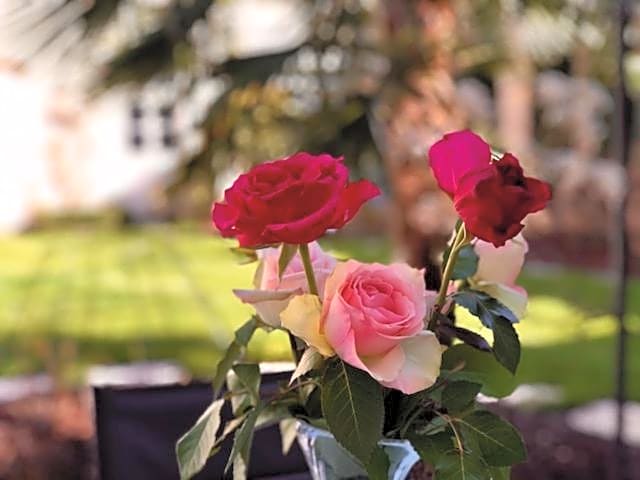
[212, 152, 380, 247]
[428, 131, 551, 247]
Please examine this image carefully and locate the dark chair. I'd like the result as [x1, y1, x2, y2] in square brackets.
[94, 372, 310, 480]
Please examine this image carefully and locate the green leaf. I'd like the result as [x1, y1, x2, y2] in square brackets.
[366, 446, 390, 480]
[210, 414, 249, 456]
[411, 424, 490, 480]
[453, 290, 518, 328]
[489, 466, 511, 480]
[212, 318, 258, 396]
[232, 454, 247, 480]
[176, 398, 225, 480]
[413, 416, 449, 436]
[278, 244, 298, 279]
[408, 431, 454, 468]
[225, 407, 261, 477]
[279, 418, 298, 455]
[436, 451, 491, 480]
[232, 364, 261, 402]
[442, 345, 517, 398]
[228, 364, 261, 414]
[235, 318, 259, 344]
[439, 325, 491, 352]
[289, 347, 323, 384]
[492, 317, 521, 374]
[451, 245, 479, 280]
[256, 400, 295, 429]
[321, 359, 384, 466]
[457, 411, 526, 467]
[441, 381, 482, 413]
[303, 384, 322, 419]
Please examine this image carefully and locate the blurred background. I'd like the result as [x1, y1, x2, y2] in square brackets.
[0, 0, 639, 478]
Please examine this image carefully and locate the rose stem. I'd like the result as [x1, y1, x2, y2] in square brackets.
[429, 223, 467, 330]
[299, 243, 319, 296]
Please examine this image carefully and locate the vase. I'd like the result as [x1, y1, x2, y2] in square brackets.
[296, 421, 420, 480]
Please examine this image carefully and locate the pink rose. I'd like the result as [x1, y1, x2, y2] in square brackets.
[234, 242, 337, 326]
[258, 242, 337, 298]
[472, 234, 529, 318]
[321, 261, 441, 394]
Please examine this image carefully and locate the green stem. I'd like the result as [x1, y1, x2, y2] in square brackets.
[299, 243, 319, 296]
[428, 224, 467, 330]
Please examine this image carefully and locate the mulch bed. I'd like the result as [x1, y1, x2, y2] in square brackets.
[496, 406, 640, 480]
[0, 391, 95, 480]
[408, 405, 640, 480]
[0, 391, 638, 480]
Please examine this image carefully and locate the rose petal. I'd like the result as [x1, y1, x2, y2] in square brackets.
[361, 345, 405, 383]
[233, 288, 301, 327]
[331, 180, 381, 228]
[381, 331, 442, 394]
[474, 235, 528, 286]
[453, 153, 551, 247]
[265, 192, 342, 244]
[428, 130, 492, 197]
[256, 242, 337, 296]
[455, 168, 525, 247]
[281, 294, 334, 357]
[328, 328, 404, 383]
[211, 202, 239, 235]
[523, 177, 553, 212]
[323, 285, 357, 348]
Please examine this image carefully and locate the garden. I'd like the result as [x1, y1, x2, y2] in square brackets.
[0, 0, 639, 479]
[1, 225, 639, 406]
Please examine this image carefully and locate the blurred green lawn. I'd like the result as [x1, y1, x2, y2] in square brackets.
[0, 225, 638, 406]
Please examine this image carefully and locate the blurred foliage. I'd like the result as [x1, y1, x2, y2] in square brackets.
[7, 0, 620, 203]
[0, 226, 638, 404]
[99, 0, 617, 189]
[457, 0, 615, 77]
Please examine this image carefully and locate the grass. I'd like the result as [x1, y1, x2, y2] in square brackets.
[0, 224, 638, 406]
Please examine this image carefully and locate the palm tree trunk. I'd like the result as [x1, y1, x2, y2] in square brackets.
[373, 0, 465, 274]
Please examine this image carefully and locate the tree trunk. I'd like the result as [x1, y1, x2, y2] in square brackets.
[495, 3, 536, 169]
[373, 0, 465, 276]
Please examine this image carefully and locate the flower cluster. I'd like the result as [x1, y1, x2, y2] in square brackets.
[429, 130, 551, 247]
[178, 132, 551, 480]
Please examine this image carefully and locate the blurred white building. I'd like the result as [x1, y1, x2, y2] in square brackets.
[0, 0, 310, 233]
[0, 61, 186, 232]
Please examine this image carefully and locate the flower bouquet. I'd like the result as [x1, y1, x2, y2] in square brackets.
[176, 130, 551, 479]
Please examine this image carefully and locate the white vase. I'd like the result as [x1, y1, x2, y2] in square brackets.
[296, 422, 420, 480]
